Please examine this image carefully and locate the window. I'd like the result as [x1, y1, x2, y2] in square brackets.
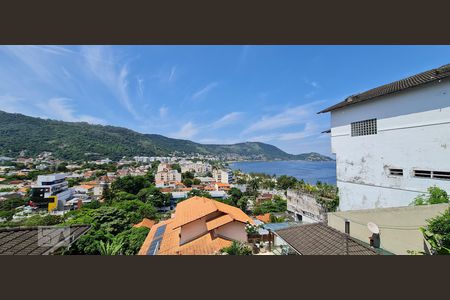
[433, 171, 450, 180]
[413, 170, 450, 180]
[414, 170, 432, 178]
[351, 118, 377, 137]
[389, 168, 403, 176]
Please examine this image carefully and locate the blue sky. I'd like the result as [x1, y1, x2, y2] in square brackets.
[0, 45, 449, 156]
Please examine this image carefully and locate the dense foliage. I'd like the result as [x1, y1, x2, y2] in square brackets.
[420, 207, 450, 255]
[220, 241, 253, 255]
[411, 186, 449, 206]
[0, 110, 332, 161]
[252, 195, 287, 215]
[64, 200, 158, 255]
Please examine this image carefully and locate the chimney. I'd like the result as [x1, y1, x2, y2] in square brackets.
[344, 219, 350, 235]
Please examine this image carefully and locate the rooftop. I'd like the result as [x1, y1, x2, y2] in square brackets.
[274, 222, 378, 255]
[0, 225, 90, 255]
[319, 63, 450, 113]
[139, 196, 254, 255]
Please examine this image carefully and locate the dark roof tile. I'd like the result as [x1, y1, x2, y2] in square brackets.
[0, 225, 90, 255]
[274, 222, 378, 255]
[319, 63, 450, 113]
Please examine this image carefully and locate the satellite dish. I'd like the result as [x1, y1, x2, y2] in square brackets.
[367, 222, 380, 234]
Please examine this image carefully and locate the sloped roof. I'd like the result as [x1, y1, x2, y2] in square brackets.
[0, 225, 90, 255]
[319, 63, 450, 113]
[275, 223, 378, 255]
[255, 213, 271, 224]
[133, 218, 155, 229]
[138, 218, 233, 255]
[138, 196, 253, 255]
[172, 196, 254, 228]
[206, 215, 234, 231]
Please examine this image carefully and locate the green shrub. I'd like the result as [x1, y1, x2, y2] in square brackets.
[411, 186, 449, 206]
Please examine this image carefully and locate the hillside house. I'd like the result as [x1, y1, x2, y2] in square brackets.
[139, 196, 254, 255]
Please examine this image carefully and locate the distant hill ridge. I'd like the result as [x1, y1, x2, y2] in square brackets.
[0, 110, 333, 162]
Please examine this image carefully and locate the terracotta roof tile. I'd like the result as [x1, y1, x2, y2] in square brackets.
[133, 218, 156, 229]
[138, 196, 253, 255]
[255, 213, 271, 223]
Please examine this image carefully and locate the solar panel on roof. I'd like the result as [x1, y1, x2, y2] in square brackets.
[146, 224, 167, 255]
[154, 224, 167, 238]
[147, 237, 162, 255]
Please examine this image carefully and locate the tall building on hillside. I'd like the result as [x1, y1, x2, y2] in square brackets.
[212, 169, 233, 184]
[319, 63, 450, 211]
[155, 169, 182, 183]
[157, 163, 171, 173]
[30, 174, 73, 211]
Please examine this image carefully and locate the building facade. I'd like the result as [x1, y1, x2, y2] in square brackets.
[320, 64, 450, 211]
[212, 169, 233, 184]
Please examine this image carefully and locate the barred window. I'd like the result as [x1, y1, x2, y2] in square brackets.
[414, 170, 450, 180]
[351, 118, 377, 137]
[389, 168, 403, 176]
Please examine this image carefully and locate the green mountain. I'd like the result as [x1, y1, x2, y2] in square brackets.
[0, 110, 333, 162]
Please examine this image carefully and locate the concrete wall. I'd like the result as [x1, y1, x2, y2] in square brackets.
[285, 190, 326, 223]
[330, 79, 450, 211]
[327, 203, 449, 254]
[179, 218, 208, 244]
[216, 221, 247, 242]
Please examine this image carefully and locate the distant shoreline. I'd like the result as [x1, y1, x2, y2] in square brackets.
[226, 159, 335, 164]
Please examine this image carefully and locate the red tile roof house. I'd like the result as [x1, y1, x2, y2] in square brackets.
[139, 196, 255, 255]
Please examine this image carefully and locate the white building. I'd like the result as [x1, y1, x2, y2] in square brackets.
[319, 63, 450, 211]
[180, 162, 212, 174]
[155, 170, 182, 183]
[157, 163, 171, 173]
[212, 169, 233, 184]
[30, 174, 73, 210]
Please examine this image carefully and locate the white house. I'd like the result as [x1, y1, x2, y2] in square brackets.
[319, 63, 450, 211]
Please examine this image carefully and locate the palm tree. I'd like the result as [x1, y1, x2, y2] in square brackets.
[98, 239, 124, 255]
[248, 178, 260, 196]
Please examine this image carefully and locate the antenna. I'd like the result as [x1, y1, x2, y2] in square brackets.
[367, 222, 380, 235]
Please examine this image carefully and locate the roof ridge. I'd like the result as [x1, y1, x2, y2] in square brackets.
[319, 62, 450, 113]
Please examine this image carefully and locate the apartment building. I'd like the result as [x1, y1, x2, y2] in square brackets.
[212, 169, 233, 184]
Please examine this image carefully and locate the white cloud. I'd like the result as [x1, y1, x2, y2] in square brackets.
[1, 46, 56, 84]
[237, 45, 251, 69]
[36, 97, 106, 124]
[277, 122, 319, 141]
[243, 101, 323, 134]
[171, 122, 199, 139]
[81, 46, 140, 120]
[137, 77, 144, 97]
[304, 79, 319, 88]
[0, 95, 31, 115]
[168, 66, 177, 82]
[191, 82, 219, 100]
[211, 112, 243, 129]
[0, 95, 107, 126]
[159, 106, 168, 118]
